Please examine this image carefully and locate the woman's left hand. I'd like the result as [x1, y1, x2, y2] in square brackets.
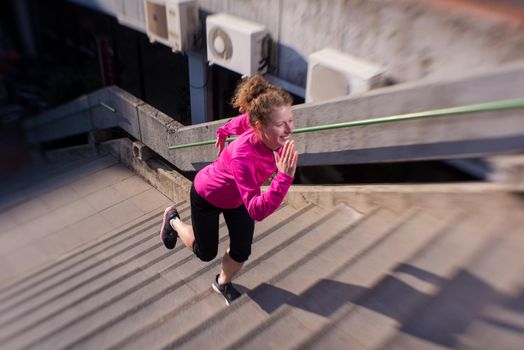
[274, 140, 298, 177]
[215, 137, 226, 158]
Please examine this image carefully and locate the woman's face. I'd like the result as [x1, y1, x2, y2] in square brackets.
[258, 104, 294, 150]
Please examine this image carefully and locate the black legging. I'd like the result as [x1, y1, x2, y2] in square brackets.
[190, 184, 255, 263]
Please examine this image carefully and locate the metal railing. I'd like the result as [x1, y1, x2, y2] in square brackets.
[167, 98, 524, 150]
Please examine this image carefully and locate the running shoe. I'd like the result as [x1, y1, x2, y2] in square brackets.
[160, 205, 179, 249]
[212, 274, 241, 306]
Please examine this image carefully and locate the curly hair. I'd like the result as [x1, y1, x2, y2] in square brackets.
[231, 75, 292, 127]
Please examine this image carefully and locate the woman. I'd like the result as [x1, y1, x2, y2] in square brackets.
[159, 75, 298, 305]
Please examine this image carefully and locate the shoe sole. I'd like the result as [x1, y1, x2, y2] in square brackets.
[159, 208, 169, 245]
[212, 283, 231, 306]
[160, 207, 177, 249]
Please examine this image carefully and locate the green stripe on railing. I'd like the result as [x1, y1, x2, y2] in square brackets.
[168, 98, 524, 150]
[26, 101, 116, 128]
[99, 101, 117, 113]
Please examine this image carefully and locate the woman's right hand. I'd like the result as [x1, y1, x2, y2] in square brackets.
[215, 137, 226, 158]
[274, 140, 298, 177]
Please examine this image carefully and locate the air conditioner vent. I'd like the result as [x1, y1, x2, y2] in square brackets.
[208, 27, 233, 61]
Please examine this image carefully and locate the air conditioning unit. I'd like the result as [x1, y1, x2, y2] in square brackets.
[305, 48, 385, 103]
[206, 13, 269, 76]
[115, 0, 146, 33]
[144, 0, 199, 52]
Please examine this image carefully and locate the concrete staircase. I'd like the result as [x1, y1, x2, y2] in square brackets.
[0, 149, 172, 286]
[0, 150, 523, 349]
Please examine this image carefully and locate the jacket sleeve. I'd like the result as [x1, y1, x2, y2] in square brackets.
[231, 157, 294, 221]
[216, 113, 252, 141]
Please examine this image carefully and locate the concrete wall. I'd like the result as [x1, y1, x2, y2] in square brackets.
[25, 63, 524, 171]
[140, 62, 524, 170]
[23, 95, 93, 144]
[289, 62, 524, 166]
[200, 0, 524, 86]
[292, 62, 524, 128]
[89, 86, 143, 137]
[96, 0, 524, 88]
[24, 86, 145, 144]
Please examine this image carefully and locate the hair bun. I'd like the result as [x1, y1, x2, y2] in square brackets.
[245, 82, 268, 102]
[232, 75, 271, 109]
[231, 75, 291, 126]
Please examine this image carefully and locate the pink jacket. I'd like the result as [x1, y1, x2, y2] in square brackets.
[194, 114, 294, 221]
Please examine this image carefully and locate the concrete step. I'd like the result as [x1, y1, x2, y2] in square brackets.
[101, 203, 362, 350]
[0, 153, 118, 212]
[0, 201, 189, 319]
[380, 217, 524, 350]
[58, 203, 325, 350]
[43, 143, 100, 163]
[447, 286, 524, 349]
[2, 202, 313, 350]
[162, 205, 403, 350]
[229, 206, 460, 350]
[0, 154, 117, 241]
[0, 201, 185, 303]
[0, 201, 192, 347]
[0, 153, 167, 285]
[298, 205, 514, 350]
[0, 151, 101, 195]
[0, 201, 190, 342]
